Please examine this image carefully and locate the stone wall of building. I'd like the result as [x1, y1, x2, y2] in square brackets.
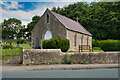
[31, 9, 67, 48]
[23, 49, 119, 65]
[31, 9, 92, 51]
[67, 30, 92, 51]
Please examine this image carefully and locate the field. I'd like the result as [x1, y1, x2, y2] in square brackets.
[2, 42, 32, 49]
[1, 48, 22, 60]
[1, 42, 32, 60]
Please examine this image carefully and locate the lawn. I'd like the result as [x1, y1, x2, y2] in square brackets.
[1, 48, 22, 60]
[66, 49, 104, 53]
[2, 48, 22, 56]
[2, 42, 32, 49]
[1, 42, 32, 60]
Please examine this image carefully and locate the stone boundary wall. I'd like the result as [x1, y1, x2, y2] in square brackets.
[67, 52, 119, 64]
[23, 49, 119, 65]
[23, 49, 64, 65]
[2, 56, 22, 64]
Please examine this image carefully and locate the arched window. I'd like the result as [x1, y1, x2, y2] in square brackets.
[47, 14, 49, 23]
[87, 37, 89, 45]
[44, 30, 52, 40]
[81, 35, 83, 45]
[74, 34, 77, 47]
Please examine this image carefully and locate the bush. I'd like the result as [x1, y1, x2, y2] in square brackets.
[63, 54, 72, 64]
[42, 38, 70, 52]
[93, 47, 102, 50]
[17, 38, 25, 44]
[118, 41, 120, 50]
[3, 44, 13, 49]
[99, 39, 120, 51]
[92, 39, 100, 47]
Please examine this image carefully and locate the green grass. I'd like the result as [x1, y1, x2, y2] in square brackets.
[12, 64, 22, 66]
[10, 43, 32, 49]
[2, 42, 32, 49]
[1, 42, 32, 60]
[66, 49, 104, 53]
[1, 48, 22, 60]
[2, 48, 22, 55]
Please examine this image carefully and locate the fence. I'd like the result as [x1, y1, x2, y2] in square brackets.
[2, 47, 23, 64]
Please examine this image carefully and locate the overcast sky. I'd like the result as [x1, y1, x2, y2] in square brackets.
[0, 0, 94, 26]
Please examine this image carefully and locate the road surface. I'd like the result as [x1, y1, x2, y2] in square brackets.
[2, 68, 119, 78]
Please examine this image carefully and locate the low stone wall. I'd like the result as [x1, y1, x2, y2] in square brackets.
[2, 56, 22, 64]
[23, 49, 64, 65]
[23, 49, 119, 65]
[67, 52, 119, 64]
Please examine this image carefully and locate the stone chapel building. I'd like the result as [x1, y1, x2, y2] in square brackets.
[31, 8, 92, 51]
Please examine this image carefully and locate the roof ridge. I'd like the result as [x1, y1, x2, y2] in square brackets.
[50, 10, 79, 25]
[48, 9, 92, 36]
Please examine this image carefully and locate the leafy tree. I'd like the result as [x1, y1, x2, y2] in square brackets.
[26, 15, 40, 40]
[17, 25, 27, 39]
[52, 2, 120, 40]
[2, 18, 22, 39]
[0, 23, 2, 39]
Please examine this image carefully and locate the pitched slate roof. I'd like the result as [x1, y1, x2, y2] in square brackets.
[49, 9, 92, 36]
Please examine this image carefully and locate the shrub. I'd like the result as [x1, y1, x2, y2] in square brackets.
[17, 38, 25, 44]
[42, 38, 70, 52]
[79, 61, 88, 64]
[63, 54, 72, 64]
[93, 47, 102, 50]
[99, 39, 120, 51]
[92, 39, 100, 47]
[3, 44, 13, 49]
[118, 41, 120, 50]
[60, 38, 70, 52]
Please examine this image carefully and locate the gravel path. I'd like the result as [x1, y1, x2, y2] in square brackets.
[2, 64, 118, 72]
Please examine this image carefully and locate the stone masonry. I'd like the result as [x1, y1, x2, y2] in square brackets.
[23, 49, 119, 65]
[31, 9, 92, 51]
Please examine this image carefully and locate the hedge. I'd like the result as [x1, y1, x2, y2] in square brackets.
[92, 39, 100, 47]
[99, 39, 120, 51]
[42, 38, 70, 52]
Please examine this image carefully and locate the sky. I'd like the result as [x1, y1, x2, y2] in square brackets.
[0, 0, 95, 26]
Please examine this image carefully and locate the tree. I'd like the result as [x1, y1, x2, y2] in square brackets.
[52, 2, 120, 40]
[26, 15, 40, 40]
[17, 25, 27, 39]
[2, 18, 22, 39]
[0, 23, 2, 39]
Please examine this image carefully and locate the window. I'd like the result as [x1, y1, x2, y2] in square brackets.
[47, 14, 49, 23]
[74, 34, 77, 47]
[87, 37, 89, 45]
[44, 30, 52, 40]
[81, 35, 83, 45]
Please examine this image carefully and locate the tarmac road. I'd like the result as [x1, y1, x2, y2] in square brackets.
[2, 68, 119, 78]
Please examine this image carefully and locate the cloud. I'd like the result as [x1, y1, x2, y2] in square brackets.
[22, 21, 29, 26]
[1, 1, 24, 10]
[1, 2, 75, 25]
